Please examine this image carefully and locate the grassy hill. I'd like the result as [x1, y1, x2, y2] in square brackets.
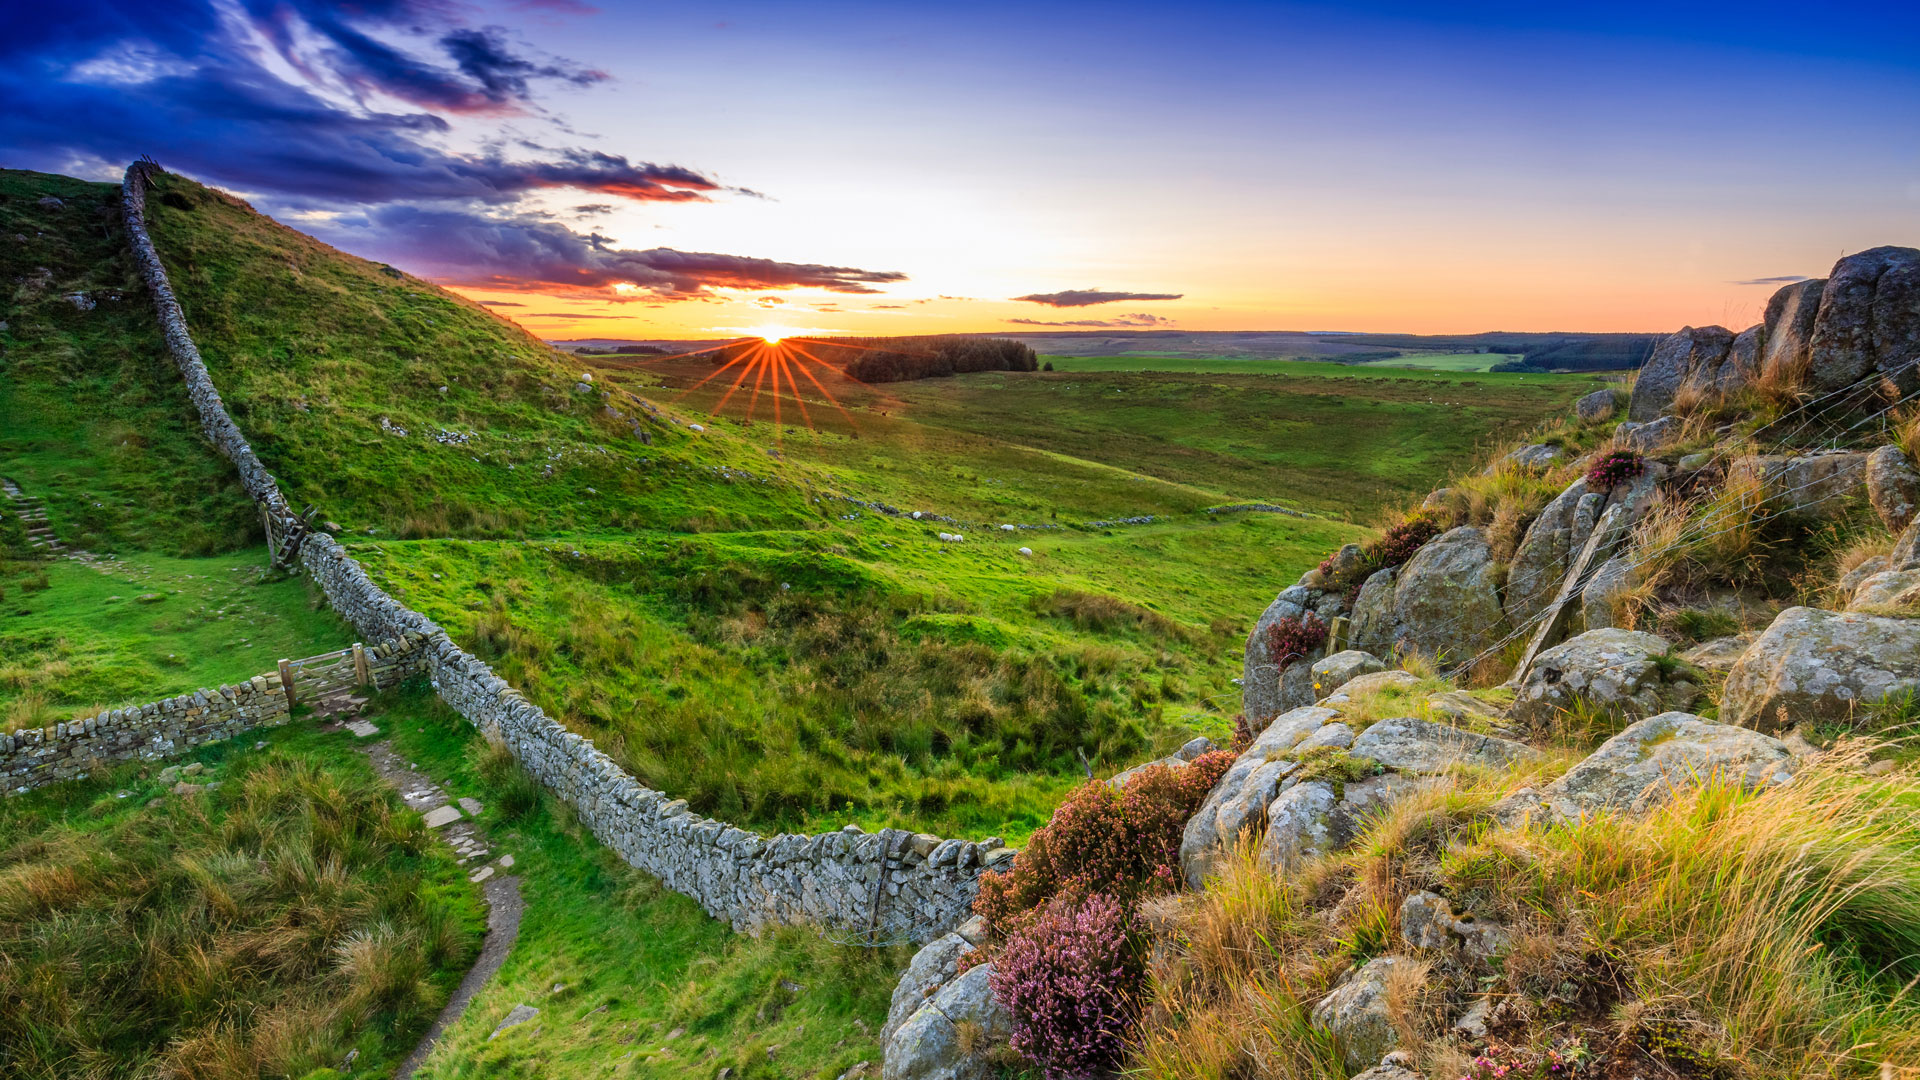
[3, 164, 1600, 1078]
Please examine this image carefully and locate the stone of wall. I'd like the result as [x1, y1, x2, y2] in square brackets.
[0, 634, 428, 793]
[120, 163, 1003, 943]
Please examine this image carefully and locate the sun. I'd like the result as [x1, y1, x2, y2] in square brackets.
[751, 323, 805, 345]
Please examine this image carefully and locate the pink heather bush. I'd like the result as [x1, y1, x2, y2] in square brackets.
[1265, 613, 1328, 669]
[1586, 449, 1647, 490]
[989, 893, 1141, 1079]
[973, 750, 1233, 937]
[1315, 513, 1445, 597]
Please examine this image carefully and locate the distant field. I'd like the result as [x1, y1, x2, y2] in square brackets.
[1360, 352, 1521, 372]
[1043, 352, 1522, 375]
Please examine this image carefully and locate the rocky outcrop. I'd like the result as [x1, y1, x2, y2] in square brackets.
[1351, 527, 1504, 663]
[1731, 450, 1870, 513]
[1180, 707, 1341, 886]
[883, 963, 1011, 1080]
[1616, 415, 1684, 453]
[1505, 478, 1598, 628]
[1509, 629, 1698, 730]
[1760, 277, 1826, 385]
[1257, 773, 1427, 871]
[884, 916, 990, 1047]
[1496, 712, 1795, 823]
[1348, 717, 1539, 774]
[1807, 246, 1920, 394]
[1311, 650, 1386, 700]
[1629, 325, 1735, 420]
[1722, 607, 1920, 730]
[1320, 668, 1421, 705]
[1243, 585, 1342, 724]
[1499, 444, 1562, 470]
[1575, 388, 1618, 423]
[1312, 956, 1421, 1072]
[1850, 569, 1920, 612]
[1577, 554, 1635, 631]
[1867, 445, 1920, 531]
[1400, 890, 1509, 959]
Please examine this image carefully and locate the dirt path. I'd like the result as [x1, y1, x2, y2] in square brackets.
[352, 734, 525, 1080]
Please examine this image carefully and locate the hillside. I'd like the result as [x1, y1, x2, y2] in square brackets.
[3, 164, 1599, 1078]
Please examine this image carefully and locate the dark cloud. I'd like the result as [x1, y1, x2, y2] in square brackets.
[320, 205, 906, 299]
[1012, 288, 1183, 307]
[1009, 313, 1175, 328]
[572, 203, 614, 214]
[0, 4, 722, 206]
[1731, 274, 1812, 285]
[478, 300, 526, 306]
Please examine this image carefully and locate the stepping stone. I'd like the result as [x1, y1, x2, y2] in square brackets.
[497, 854, 515, 869]
[458, 796, 484, 816]
[345, 720, 380, 737]
[490, 1004, 539, 1039]
[469, 865, 495, 883]
[422, 805, 463, 828]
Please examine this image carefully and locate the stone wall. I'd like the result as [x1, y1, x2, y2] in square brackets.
[1, 635, 426, 793]
[120, 163, 1002, 943]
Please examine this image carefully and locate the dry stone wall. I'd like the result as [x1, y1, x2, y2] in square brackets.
[120, 163, 1003, 943]
[1, 635, 426, 793]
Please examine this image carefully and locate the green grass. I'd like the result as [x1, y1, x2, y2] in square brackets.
[0, 549, 351, 729]
[1358, 351, 1521, 372]
[0, 714, 484, 1080]
[1044, 352, 1530, 375]
[375, 683, 909, 1080]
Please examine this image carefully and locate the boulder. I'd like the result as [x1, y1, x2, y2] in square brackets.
[1387, 527, 1505, 662]
[1257, 772, 1426, 871]
[1578, 554, 1635, 631]
[1730, 451, 1870, 512]
[1760, 277, 1826, 386]
[1504, 478, 1598, 628]
[1108, 736, 1217, 789]
[1311, 956, 1420, 1072]
[1679, 633, 1755, 674]
[1320, 668, 1422, 705]
[884, 924, 983, 1046]
[1400, 890, 1511, 959]
[1312, 650, 1386, 700]
[1423, 690, 1511, 729]
[1629, 325, 1735, 421]
[1352, 1067, 1421, 1080]
[1180, 707, 1341, 886]
[1840, 555, 1892, 596]
[1496, 712, 1795, 823]
[883, 964, 1011, 1080]
[1350, 567, 1400, 657]
[1850, 569, 1920, 612]
[1717, 325, 1762, 393]
[1574, 388, 1617, 423]
[1295, 721, 1356, 753]
[1617, 415, 1682, 452]
[1498, 444, 1562, 470]
[1243, 586, 1334, 724]
[1893, 517, 1920, 571]
[1807, 246, 1920, 395]
[1867, 445, 1920, 531]
[1510, 629, 1698, 730]
[1347, 717, 1540, 774]
[1722, 607, 1920, 730]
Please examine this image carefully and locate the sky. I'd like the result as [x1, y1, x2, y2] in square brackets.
[4, 1, 1918, 340]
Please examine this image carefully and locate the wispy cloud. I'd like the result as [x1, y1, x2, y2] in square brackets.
[1012, 287, 1183, 308]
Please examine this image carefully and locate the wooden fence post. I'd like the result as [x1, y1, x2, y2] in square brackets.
[277, 659, 297, 710]
[352, 643, 369, 687]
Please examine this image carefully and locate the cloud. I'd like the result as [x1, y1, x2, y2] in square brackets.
[1012, 287, 1183, 307]
[519, 311, 625, 318]
[479, 300, 525, 306]
[1008, 313, 1176, 328]
[319, 205, 907, 299]
[1731, 275, 1812, 285]
[0, 4, 724, 206]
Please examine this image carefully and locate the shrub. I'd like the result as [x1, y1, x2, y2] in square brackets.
[973, 751, 1233, 937]
[1317, 514, 1445, 597]
[1586, 450, 1646, 490]
[989, 892, 1141, 1079]
[1265, 614, 1327, 670]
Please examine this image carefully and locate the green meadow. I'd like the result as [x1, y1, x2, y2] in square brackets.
[1040, 351, 1526, 375]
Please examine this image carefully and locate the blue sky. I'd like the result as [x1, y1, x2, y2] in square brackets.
[4, 1, 1915, 336]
